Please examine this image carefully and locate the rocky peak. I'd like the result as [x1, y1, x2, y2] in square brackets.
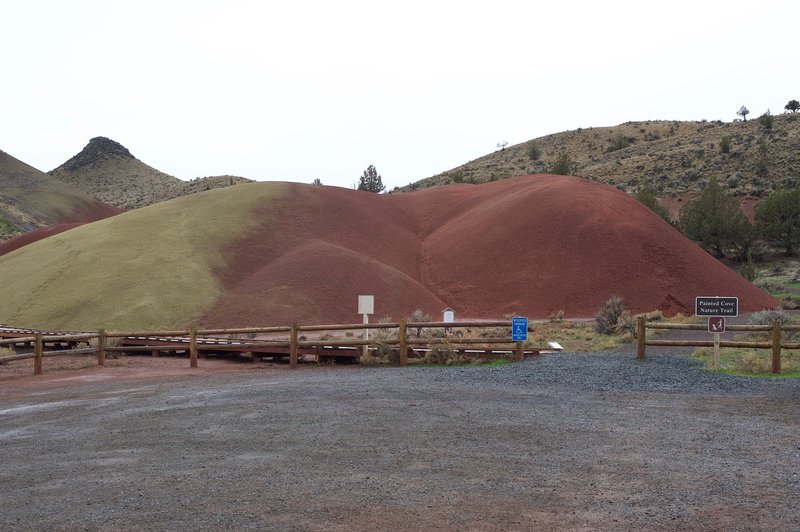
[55, 137, 134, 172]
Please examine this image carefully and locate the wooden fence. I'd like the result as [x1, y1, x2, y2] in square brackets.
[636, 317, 800, 373]
[0, 320, 543, 376]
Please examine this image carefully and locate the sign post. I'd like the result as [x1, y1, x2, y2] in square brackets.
[511, 317, 528, 362]
[696, 297, 737, 369]
[358, 295, 374, 359]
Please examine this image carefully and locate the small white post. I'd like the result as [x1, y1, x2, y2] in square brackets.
[363, 313, 369, 358]
[358, 295, 374, 359]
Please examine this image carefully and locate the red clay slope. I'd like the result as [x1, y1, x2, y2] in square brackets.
[0, 224, 83, 256]
[0, 204, 123, 258]
[201, 175, 777, 326]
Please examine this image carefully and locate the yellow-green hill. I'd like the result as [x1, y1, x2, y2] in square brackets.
[0, 183, 284, 330]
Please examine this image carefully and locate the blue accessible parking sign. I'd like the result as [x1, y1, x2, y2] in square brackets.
[512, 317, 528, 341]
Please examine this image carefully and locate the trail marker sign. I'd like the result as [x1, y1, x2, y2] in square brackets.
[695, 296, 738, 317]
[708, 317, 725, 333]
[512, 317, 528, 342]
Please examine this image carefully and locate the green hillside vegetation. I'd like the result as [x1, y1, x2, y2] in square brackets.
[0, 183, 284, 330]
[405, 114, 799, 199]
[0, 216, 21, 240]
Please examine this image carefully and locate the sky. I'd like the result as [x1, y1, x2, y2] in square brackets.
[2, 0, 798, 190]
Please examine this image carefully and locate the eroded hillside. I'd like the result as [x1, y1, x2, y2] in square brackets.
[407, 115, 799, 201]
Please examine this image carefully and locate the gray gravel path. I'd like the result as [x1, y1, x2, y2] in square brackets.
[1, 352, 798, 531]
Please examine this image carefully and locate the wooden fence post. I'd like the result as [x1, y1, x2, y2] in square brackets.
[398, 319, 407, 367]
[189, 327, 198, 368]
[514, 341, 524, 362]
[772, 320, 781, 374]
[34, 333, 43, 375]
[290, 323, 298, 369]
[636, 316, 646, 360]
[97, 329, 106, 367]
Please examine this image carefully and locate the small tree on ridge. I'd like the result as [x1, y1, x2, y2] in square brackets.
[357, 165, 385, 193]
[737, 105, 750, 121]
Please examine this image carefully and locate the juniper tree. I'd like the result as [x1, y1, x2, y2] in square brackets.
[755, 186, 800, 256]
[357, 165, 385, 193]
[737, 105, 750, 121]
[678, 176, 751, 258]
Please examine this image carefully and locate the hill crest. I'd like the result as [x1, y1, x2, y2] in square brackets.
[49, 137, 252, 209]
[404, 115, 800, 208]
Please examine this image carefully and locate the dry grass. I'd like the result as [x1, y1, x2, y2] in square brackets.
[0, 183, 285, 331]
[692, 346, 800, 376]
[401, 115, 800, 212]
[755, 257, 800, 308]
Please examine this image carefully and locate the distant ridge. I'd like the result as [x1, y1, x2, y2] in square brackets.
[0, 148, 122, 241]
[404, 115, 800, 215]
[49, 137, 251, 209]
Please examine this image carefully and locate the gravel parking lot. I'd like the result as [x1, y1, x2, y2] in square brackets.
[1, 352, 798, 530]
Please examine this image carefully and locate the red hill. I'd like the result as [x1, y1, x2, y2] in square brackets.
[201, 175, 777, 326]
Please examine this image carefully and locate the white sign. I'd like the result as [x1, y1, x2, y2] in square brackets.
[695, 296, 738, 317]
[358, 295, 374, 315]
[442, 308, 455, 323]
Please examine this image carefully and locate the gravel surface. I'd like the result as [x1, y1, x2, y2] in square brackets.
[1, 352, 798, 530]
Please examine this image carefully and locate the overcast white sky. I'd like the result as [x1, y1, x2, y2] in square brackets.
[2, 0, 798, 190]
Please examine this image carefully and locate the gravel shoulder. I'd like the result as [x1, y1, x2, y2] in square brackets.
[1, 352, 798, 531]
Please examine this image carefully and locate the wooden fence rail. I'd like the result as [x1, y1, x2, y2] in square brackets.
[0, 319, 539, 376]
[636, 317, 794, 373]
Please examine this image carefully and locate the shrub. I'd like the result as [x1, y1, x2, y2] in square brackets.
[408, 309, 431, 337]
[616, 310, 636, 336]
[607, 133, 632, 152]
[360, 354, 386, 366]
[634, 182, 671, 222]
[719, 136, 731, 154]
[754, 186, 800, 256]
[678, 176, 752, 258]
[550, 152, 576, 175]
[740, 252, 758, 282]
[424, 340, 468, 365]
[757, 110, 773, 130]
[749, 309, 795, 327]
[639, 310, 664, 322]
[526, 141, 542, 161]
[736, 352, 767, 373]
[547, 309, 565, 322]
[372, 316, 399, 364]
[594, 296, 627, 335]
